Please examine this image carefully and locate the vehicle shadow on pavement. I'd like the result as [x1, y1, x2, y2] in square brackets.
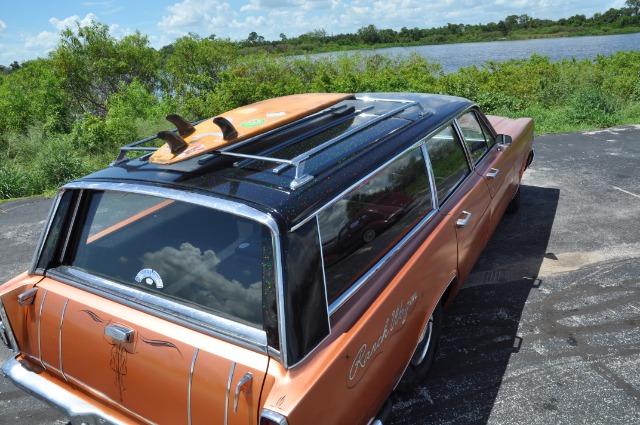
[389, 184, 560, 424]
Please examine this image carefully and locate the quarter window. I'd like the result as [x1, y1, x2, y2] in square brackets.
[457, 111, 496, 164]
[425, 125, 471, 206]
[318, 147, 433, 304]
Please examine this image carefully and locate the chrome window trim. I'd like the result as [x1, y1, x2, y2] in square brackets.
[47, 267, 270, 354]
[29, 191, 64, 274]
[421, 143, 439, 209]
[315, 216, 332, 336]
[453, 107, 495, 170]
[291, 137, 429, 233]
[59, 181, 281, 236]
[329, 208, 439, 315]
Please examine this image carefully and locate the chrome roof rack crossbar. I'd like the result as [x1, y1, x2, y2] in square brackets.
[110, 118, 207, 166]
[197, 104, 351, 166]
[231, 105, 363, 169]
[272, 99, 423, 189]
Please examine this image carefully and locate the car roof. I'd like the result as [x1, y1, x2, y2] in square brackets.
[78, 92, 474, 229]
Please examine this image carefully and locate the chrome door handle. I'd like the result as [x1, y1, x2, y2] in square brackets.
[234, 372, 253, 412]
[105, 324, 135, 343]
[456, 211, 472, 228]
[486, 168, 499, 179]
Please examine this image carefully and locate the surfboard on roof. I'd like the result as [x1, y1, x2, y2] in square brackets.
[150, 93, 354, 165]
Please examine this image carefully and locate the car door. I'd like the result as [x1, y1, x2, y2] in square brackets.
[456, 110, 517, 229]
[425, 124, 491, 286]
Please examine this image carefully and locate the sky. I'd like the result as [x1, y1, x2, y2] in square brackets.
[0, 0, 627, 65]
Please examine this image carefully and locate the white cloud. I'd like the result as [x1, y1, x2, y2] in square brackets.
[49, 13, 100, 31]
[158, 0, 237, 35]
[0, 20, 7, 34]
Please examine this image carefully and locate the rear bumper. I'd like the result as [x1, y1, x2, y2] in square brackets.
[2, 357, 128, 425]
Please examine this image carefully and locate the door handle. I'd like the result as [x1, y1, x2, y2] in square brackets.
[105, 324, 135, 343]
[486, 168, 499, 179]
[456, 211, 472, 228]
[234, 372, 253, 412]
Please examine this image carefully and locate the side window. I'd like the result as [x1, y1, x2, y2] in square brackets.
[457, 111, 496, 164]
[318, 147, 433, 305]
[425, 125, 471, 206]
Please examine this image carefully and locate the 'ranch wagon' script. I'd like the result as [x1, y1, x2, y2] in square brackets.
[348, 292, 419, 386]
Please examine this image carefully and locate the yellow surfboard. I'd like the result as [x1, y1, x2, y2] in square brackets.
[150, 93, 354, 165]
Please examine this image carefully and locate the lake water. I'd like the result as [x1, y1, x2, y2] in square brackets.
[316, 33, 640, 73]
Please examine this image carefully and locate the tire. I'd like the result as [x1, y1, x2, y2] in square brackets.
[397, 301, 442, 390]
[362, 228, 376, 244]
[506, 186, 521, 214]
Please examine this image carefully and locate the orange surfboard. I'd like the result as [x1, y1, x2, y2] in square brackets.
[150, 93, 354, 165]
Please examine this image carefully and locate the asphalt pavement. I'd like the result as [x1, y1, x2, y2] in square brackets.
[1, 125, 639, 424]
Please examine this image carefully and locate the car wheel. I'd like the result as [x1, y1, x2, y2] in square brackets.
[506, 186, 521, 214]
[397, 301, 442, 390]
[362, 228, 376, 243]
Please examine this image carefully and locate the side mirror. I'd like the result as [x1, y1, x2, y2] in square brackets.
[496, 134, 512, 146]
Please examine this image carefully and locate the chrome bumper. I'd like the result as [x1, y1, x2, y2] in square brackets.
[2, 357, 127, 425]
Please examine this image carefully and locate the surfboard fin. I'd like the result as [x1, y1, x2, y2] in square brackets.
[213, 117, 238, 140]
[157, 130, 188, 154]
[165, 114, 196, 137]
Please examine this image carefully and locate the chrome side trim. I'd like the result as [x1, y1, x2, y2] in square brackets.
[48, 267, 268, 355]
[29, 192, 63, 274]
[188, 348, 199, 425]
[260, 409, 289, 425]
[224, 362, 236, 425]
[315, 216, 331, 338]
[0, 298, 19, 352]
[2, 357, 129, 425]
[38, 290, 47, 369]
[59, 299, 69, 381]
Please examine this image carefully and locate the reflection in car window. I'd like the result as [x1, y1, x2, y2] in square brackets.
[457, 111, 495, 164]
[318, 148, 433, 304]
[426, 126, 471, 206]
[70, 191, 272, 328]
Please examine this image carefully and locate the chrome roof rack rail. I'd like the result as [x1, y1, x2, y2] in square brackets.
[205, 97, 424, 190]
[273, 98, 423, 189]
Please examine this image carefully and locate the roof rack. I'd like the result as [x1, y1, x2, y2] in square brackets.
[111, 96, 426, 189]
[110, 119, 208, 166]
[218, 97, 426, 189]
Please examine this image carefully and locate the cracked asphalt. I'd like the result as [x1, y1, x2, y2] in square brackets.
[1, 125, 639, 424]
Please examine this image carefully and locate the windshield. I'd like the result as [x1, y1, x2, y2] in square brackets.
[69, 190, 272, 328]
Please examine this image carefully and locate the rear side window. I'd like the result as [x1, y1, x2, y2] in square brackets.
[457, 111, 496, 164]
[318, 147, 433, 304]
[69, 191, 272, 328]
[426, 125, 471, 205]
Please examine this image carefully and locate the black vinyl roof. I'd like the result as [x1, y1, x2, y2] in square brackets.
[79, 93, 474, 229]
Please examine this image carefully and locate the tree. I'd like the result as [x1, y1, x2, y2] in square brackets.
[51, 21, 160, 118]
[626, 0, 640, 16]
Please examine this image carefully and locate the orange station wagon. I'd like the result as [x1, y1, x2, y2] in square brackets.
[0, 93, 534, 424]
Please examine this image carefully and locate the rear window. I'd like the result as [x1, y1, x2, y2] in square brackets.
[69, 191, 272, 328]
